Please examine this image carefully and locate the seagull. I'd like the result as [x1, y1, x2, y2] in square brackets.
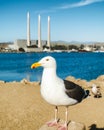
[31, 56, 89, 130]
[91, 84, 101, 98]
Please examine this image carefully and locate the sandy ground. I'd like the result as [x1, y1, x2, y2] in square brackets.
[0, 75, 104, 130]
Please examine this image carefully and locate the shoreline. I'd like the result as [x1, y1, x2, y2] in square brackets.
[0, 50, 104, 53]
[0, 73, 103, 85]
[0, 75, 104, 130]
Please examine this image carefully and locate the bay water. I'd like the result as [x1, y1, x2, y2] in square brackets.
[0, 52, 104, 82]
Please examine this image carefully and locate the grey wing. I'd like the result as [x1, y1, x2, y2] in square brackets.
[64, 80, 86, 102]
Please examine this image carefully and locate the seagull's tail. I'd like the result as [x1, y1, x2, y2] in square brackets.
[84, 90, 90, 99]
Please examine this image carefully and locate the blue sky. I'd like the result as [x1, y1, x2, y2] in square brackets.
[0, 0, 104, 42]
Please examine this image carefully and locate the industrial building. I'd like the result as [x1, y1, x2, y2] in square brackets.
[14, 12, 51, 52]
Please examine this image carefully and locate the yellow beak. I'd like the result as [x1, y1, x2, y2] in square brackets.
[31, 62, 41, 69]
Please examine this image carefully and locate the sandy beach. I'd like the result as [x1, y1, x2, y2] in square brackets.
[0, 75, 104, 130]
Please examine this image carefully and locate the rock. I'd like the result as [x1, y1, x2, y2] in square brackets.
[20, 79, 30, 84]
[68, 121, 86, 130]
[66, 76, 76, 82]
[39, 121, 86, 130]
[0, 80, 5, 83]
[96, 75, 104, 81]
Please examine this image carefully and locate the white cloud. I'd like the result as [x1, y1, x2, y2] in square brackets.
[35, 0, 104, 14]
[58, 0, 104, 9]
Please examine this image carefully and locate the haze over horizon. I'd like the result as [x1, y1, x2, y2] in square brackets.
[0, 0, 104, 43]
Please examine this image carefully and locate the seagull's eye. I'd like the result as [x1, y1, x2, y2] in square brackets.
[46, 58, 49, 61]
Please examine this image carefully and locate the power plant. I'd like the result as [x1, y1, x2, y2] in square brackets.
[27, 12, 31, 47]
[14, 12, 51, 52]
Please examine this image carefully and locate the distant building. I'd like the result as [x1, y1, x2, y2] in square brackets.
[14, 39, 47, 52]
[83, 45, 92, 52]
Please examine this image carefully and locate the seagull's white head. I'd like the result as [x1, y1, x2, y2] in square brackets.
[31, 56, 57, 69]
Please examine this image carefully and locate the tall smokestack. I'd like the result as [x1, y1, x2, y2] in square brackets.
[38, 15, 41, 48]
[47, 16, 50, 49]
[27, 12, 31, 46]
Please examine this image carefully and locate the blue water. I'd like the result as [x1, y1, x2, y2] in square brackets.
[0, 52, 104, 82]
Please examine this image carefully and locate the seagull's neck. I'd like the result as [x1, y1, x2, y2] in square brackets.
[42, 67, 58, 83]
